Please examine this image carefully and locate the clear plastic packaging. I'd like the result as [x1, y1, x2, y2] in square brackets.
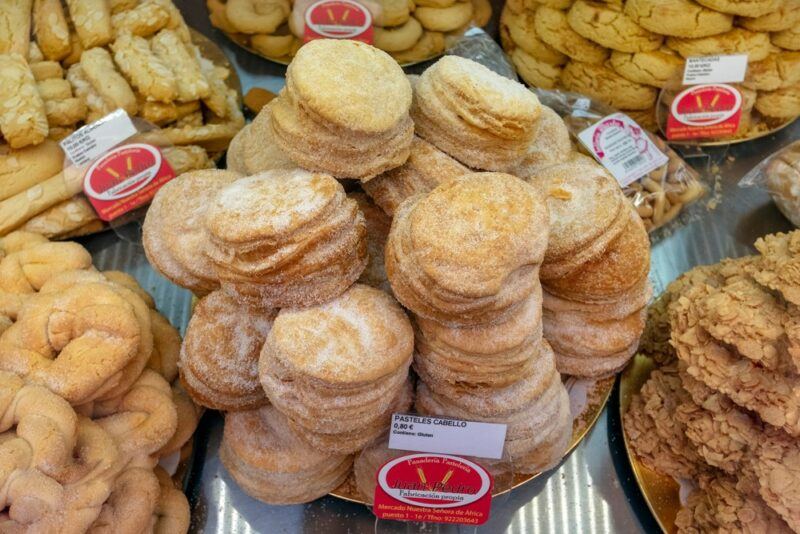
[535, 89, 709, 235]
[739, 140, 800, 228]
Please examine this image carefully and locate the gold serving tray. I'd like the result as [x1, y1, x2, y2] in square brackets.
[329, 373, 616, 504]
[216, 28, 465, 68]
[619, 354, 681, 534]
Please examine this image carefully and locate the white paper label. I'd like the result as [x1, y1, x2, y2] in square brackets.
[60, 109, 137, 167]
[388, 414, 507, 460]
[683, 54, 748, 85]
[578, 113, 669, 187]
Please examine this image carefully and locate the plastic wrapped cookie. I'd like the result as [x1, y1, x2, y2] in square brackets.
[741, 141, 800, 228]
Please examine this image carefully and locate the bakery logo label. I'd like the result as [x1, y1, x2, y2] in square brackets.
[304, 0, 373, 44]
[83, 143, 175, 221]
[666, 83, 742, 141]
[373, 453, 493, 525]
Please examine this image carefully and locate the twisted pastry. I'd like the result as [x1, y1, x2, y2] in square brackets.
[39, 271, 154, 403]
[0, 231, 48, 257]
[157, 381, 201, 458]
[0, 242, 92, 293]
[0, 283, 141, 405]
[90, 370, 178, 466]
[153, 466, 190, 534]
[148, 310, 180, 384]
[0, 376, 121, 533]
[87, 466, 160, 534]
[0, 371, 77, 478]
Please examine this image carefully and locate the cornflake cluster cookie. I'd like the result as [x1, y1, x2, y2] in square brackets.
[208, 0, 490, 65]
[386, 173, 572, 475]
[624, 231, 800, 532]
[411, 55, 543, 171]
[501, 0, 800, 132]
[0, 232, 196, 533]
[529, 158, 652, 377]
[270, 40, 414, 181]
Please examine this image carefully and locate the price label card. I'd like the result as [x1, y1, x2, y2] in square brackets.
[683, 54, 748, 85]
[388, 414, 507, 460]
[373, 454, 494, 526]
[577, 113, 669, 187]
[302, 0, 373, 44]
[60, 109, 137, 167]
[666, 83, 742, 140]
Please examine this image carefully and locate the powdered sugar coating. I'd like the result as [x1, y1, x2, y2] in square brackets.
[205, 170, 341, 244]
[266, 284, 413, 383]
[408, 173, 548, 298]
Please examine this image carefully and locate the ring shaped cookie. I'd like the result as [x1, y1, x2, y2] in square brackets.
[415, 1, 474, 32]
[251, 33, 296, 57]
[226, 0, 291, 34]
[374, 18, 423, 52]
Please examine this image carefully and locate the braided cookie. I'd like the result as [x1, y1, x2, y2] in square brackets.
[89, 370, 178, 467]
[39, 270, 155, 403]
[0, 242, 92, 293]
[0, 283, 142, 405]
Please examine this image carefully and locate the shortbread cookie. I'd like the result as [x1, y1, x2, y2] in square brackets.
[743, 52, 800, 91]
[501, 6, 567, 65]
[567, 0, 662, 53]
[534, 6, 609, 64]
[667, 28, 772, 62]
[740, 1, 800, 31]
[694, 0, 780, 17]
[415, 1, 474, 32]
[624, 0, 733, 38]
[609, 48, 684, 88]
[561, 60, 656, 110]
[772, 25, 800, 50]
[511, 47, 563, 89]
[754, 85, 800, 119]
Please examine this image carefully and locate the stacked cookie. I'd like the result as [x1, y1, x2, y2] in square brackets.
[411, 55, 543, 171]
[180, 290, 275, 411]
[207, 0, 491, 65]
[624, 230, 800, 532]
[501, 0, 800, 131]
[386, 173, 573, 474]
[203, 170, 367, 309]
[530, 158, 652, 377]
[258, 284, 414, 455]
[220, 404, 354, 505]
[269, 39, 414, 181]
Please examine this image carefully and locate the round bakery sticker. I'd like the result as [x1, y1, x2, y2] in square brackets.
[304, 0, 373, 42]
[666, 83, 743, 140]
[83, 143, 175, 221]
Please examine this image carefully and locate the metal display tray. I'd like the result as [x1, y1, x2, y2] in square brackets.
[77, 2, 799, 531]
